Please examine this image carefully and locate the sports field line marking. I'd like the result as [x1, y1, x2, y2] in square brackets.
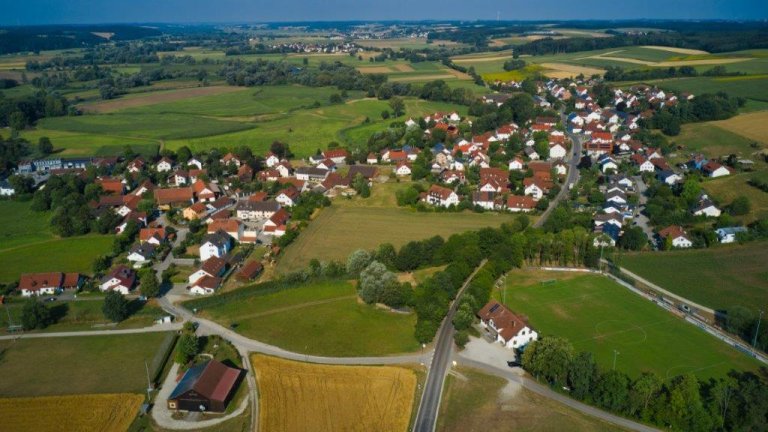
[574, 318, 676, 344]
[664, 361, 727, 380]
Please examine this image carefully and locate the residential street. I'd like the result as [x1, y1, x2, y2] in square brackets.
[632, 175, 656, 247]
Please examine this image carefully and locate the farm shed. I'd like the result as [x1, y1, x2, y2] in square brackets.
[167, 360, 242, 412]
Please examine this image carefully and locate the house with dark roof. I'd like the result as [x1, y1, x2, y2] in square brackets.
[99, 265, 136, 295]
[200, 231, 232, 261]
[167, 360, 242, 412]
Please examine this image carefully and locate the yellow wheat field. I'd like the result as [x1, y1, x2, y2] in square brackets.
[0, 393, 143, 432]
[253, 354, 417, 432]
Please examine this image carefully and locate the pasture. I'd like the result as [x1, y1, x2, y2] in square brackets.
[277, 206, 517, 273]
[0, 393, 143, 432]
[0, 201, 53, 250]
[703, 171, 768, 223]
[253, 354, 416, 432]
[20, 128, 159, 158]
[621, 241, 768, 315]
[498, 271, 761, 380]
[197, 280, 419, 357]
[0, 332, 173, 396]
[657, 76, 768, 103]
[0, 234, 113, 283]
[712, 110, 768, 145]
[669, 121, 760, 161]
[437, 367, 621, 432]
[78, 85, 248, 113]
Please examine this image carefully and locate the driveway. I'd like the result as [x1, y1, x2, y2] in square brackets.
[151, 363, 250, 430]
[631, 176, 656, 247]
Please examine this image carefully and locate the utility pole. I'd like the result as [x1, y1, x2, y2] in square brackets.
[612, 350, 620, 370]
[144, 360, 153, 400]
[752, 309, 764, 351]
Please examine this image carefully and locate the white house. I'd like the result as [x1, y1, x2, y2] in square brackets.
[549, 143, 567, 160]
[715, 227, 748, 244]
[659, 225, 693, 249]
[189, 275, 221, 296]
[426, 185, 459, 208]
[99, 266, 135, 295]
[156, 157, 174, 172]
[395, 162, 412, 177]
[693, 201, 721, 218]
[187, 158, 203, 170]
[702, 161, 731, 178]
[524, 181, 546, 201]
[478, 300, 538, 350]
[275, 188, 299, 207]
[199, 231, 231, 261]
[265, 153, 280, 168]
[0, 180, 16, 196]
[508, 158, 524, 171]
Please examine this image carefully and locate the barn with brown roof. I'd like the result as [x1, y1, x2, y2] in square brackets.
[167, 360, 242, 412]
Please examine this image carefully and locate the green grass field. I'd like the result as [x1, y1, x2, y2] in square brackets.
[120, 85, 360, 117]
[0, 332, 173, 396]
[20, 128, 159, 158]
[196, 280, 419, 357]
[499, 271, 761, 380]
[0, 201, 53, 250]
[621, 241, 768, 315]
[437, 367, 623, 432]
[0, 235, 113, 283]
[657, 76, 768, 102]
[277, 205, 518, 273]
[703, 171, 768, 223]
[670, 122, 759, 161]
[1, 298, 163, 333]
[38, 112, 256, 141]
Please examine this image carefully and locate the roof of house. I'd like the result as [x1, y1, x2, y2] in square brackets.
[169, 360, 241, 403]
[140, 227, 166, 242]
[237, 199, 280, 213]
[507, 195, 536, 209]
[322, 148, 349, 159]
[154, 187, 194, 205]
[19, 272, 64, 291]
[658, 225, 689, 240]
[477, 300, 531, 342]
[237, 260, 264, 280]
[129, 242, 156, 257]
[428, 184, 455, 200]
[201, 256, 227, 276]
[202, 231, 231, 248]
[207, 219, 241, 234]
[347, 165, 378, 179]
[101, 265, 136, 287]
[269, 208, 290, 226]
[472, 191, 496, 203]
[191, 275, 222, 290]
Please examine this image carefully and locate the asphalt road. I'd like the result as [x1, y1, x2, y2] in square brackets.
[412, 260, 487, 432]
[533, 122, 583, 228]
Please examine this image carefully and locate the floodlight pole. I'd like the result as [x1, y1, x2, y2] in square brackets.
[612, 350, 620, 370]
[752, 310, 764, 352]
[145, 360, 153, 399]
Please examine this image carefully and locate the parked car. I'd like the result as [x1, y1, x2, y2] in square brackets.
[507, 360, 521, 368]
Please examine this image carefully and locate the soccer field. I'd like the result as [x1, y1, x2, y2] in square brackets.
[499, 270, 761, 380]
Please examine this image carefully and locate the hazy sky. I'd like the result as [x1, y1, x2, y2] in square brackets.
[2, 0, 767, 25]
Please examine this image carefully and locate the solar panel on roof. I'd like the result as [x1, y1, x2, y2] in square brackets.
[489, 303, 500, 313]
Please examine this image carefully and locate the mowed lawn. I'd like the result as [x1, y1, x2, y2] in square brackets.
[621, 241, 768, 314]
[0, 332, 172, 396]
[277, 206, 517, 273]
[0, 201, 53, 249]
[198, 280, 419, 357]
[499, 271, 761, 380]
[0, 235, 113, 283]
[670, 121, 759, 161]
[20, 128, 159, 158]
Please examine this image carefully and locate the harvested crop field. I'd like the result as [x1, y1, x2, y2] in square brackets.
[712, 111, 768, 145]
[540, 62, 605, 78]
[393, 63, 415, 72]
[641, 45, 709, 55]
[586, 53, 753, 67]
[390, 74, 457, 82]
[253, 354, 416, 432]
[0, 393, 143, 432]
[79, 86, 248, 113]
[357, 66, 395, 73]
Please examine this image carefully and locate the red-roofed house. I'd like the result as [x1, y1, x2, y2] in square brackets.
[658, 225, 693, 249]
[425, 185, 459, 208]
[506, 195, 536, 213]
[478, 300, 538, 349]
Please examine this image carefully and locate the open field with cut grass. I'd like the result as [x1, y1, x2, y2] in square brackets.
[0, 332, 173, 396]
[253, 354, 416, 432]
[0, 235, 113, 283]
[0, 201, 53, 250]
[669, 121, 761, 161]
[78, 85, 248, 113]
[712, 110, 768, 145]
[437, 367, 623, 432]
[20, 128, 159, 158]
[621, 241, 768, 315]
[657, 76, 768, 102]
[38, 112, 256, 141]
[498, 271, 762, 380]
[641, 45, 709, 55]
[0, 393, 143, 432]
[197, 280, 419, 356]
[703, 171, 768, 223]
[121, 85, 359, 117]
[277, 206, 518, 273]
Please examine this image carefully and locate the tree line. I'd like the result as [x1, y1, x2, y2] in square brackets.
[522, 336, 768, 431]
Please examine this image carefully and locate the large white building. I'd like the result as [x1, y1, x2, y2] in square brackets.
[478, 300, 538, 350]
